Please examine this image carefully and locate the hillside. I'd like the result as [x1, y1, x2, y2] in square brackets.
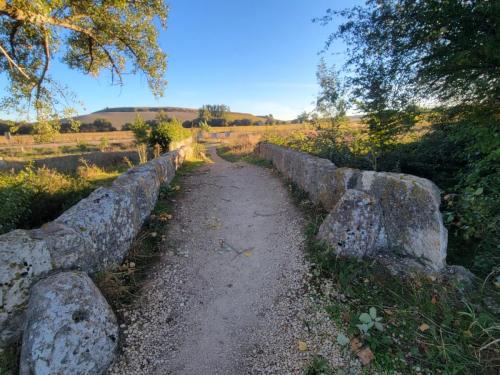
[74, 107, 268, 129]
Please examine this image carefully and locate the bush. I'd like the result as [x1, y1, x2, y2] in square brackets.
[199, 121, 211, 133]
[207, 118, 227, 127]
[231, 119, 252, 126]
[128, 116, 149, 145]
[0, 167, 88, 234]
[148, 118, 191, 152]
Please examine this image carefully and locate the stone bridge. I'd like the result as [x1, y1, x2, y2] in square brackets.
[0, 140, 450, 374]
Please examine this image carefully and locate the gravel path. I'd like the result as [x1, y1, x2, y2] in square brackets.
[108, 148, 342, 374]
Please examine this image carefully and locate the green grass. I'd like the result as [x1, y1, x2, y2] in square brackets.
[285, 181, 500, 375]
[306, 355, 334, 375]
[0, 164, 122, 235]
[216, 145, 272, 167]
[0, 347, 18, 375]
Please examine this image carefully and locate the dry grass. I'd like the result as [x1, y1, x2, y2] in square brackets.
[205, 123, 312, 134]
[0, 131, 135, 146]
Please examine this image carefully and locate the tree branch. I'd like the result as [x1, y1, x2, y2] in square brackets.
[0, 4, 99, 43]
[35, 30, 51, 107]
[0, 41, 29, 79]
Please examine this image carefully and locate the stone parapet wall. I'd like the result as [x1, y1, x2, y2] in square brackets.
[0, 143, 191, 349]
[256, 142, 448, 273]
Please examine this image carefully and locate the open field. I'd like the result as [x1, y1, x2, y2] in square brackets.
[0, 124, 311, 149]
[0, 130, 135, 146]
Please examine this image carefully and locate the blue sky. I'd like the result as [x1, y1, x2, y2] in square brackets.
[1, 0, 363, 120]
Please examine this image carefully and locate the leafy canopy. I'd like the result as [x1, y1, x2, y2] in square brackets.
[316, 0, 499, 107]
[0, 0, 168, 121]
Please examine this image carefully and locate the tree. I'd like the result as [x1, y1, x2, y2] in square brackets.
[296, 111, 310, 123]
[129, 115, 149, 144]
[316, 58, 347, 127]
[315, 0, 499, 108]
[198, 106, 212, 123]
[0, 0, 168, 138]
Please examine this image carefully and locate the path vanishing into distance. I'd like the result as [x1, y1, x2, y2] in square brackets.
[109, 148, 341, 374]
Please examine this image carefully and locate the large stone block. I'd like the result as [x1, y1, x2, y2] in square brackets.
[20, 271, 118, 375]
[34, 222, 98, 273]
[0, 230, 52, 346]
[54, 186, 139, 271]
[353, 171, 448, 270]
[317, 189, 387, 257]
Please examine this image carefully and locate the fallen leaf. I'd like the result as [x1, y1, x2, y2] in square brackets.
[350, 337, 362, 353]
[419, 323, 430, 332]
[357, 347, 374, 366]
[243, 251, 253, 257]
[297, 341, 308, 352]
[341, 312, 350, 323]
[431, 295, 438, 304]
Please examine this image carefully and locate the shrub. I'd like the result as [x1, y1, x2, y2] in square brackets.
[148, 118, 191, 152]
[128, 116, 149, 145]
[0, 165, 120, 234]
[0, 167, 86, 233]
[199, 121, 211, 133]
[207, 118, 227, 127]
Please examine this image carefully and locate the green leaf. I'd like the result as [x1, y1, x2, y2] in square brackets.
[369, 307, 377, 319]
[374, 322, 384, 331]
[359, 313, 372, 324]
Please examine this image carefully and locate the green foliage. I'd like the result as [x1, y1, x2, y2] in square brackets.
[198, 104, 230, 126]
[0, 345, 18, 375]
[305, 356, 334, 375]
[361, 106, 420, 170]
[357, 307, 384, 336]
[0, 165, 119, 234]
[317, 0, 499, 108]
[199, 121, 212, 133]
[0, 1, 167, 125]
[315, 59, 347, 125]
[129, 116, 150, 145]
[148, 118, 191, 152]
[32, 118, 61, 143]
[99, 137, 109, 152]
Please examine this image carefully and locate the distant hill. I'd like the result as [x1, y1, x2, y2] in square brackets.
[73, 107, 269, 130]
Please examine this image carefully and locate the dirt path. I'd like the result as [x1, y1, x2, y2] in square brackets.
[109, 148, 341, 374]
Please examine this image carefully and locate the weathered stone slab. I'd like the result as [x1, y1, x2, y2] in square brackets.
[34, 222, 98, 273]
[352, 171, 447, 270]
[317, 189, 387, 257]
[20, 271, 118, 375]
[54, 187, 137, 270]
[0, 230, 52, 346]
